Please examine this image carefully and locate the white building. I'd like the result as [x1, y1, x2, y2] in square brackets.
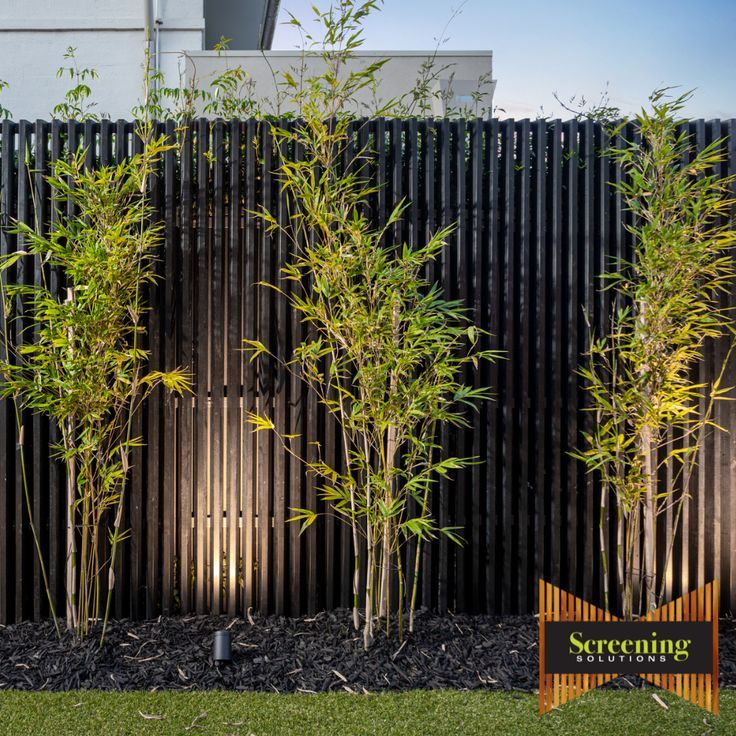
[185, 49, 496, 117]
[0, 1, 495, 120]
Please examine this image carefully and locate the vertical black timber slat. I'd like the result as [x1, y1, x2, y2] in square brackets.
[130, 125, 145, 619]
[99, 119, 112, 167]
[581, 119, 595, 602]
[96, 120, 113, 616]
[195, 118, 210, 613]
[420, 120, 437, 610]
[485, 119, 501, 613]
[453, 118, 468, 611]
[499, 119, 515, 613]
[711, 122, 731, 609]
[468, 118, 483, 612]
[226, 119, 242, 616]
[272, 119, 287, 616]
[705, 121, 722, 600]
[437, 118, 451, 612]
[595, 121, 612, 607]
[178, 121, 194, 613]
[257, 122, 274, 612]
[698, 119, 711, 594]
[146, 121, 163, 618]
[694, 119, 707, 593]
[77, 120, 101, 615]
[675, 121, 693, 599]
[388, 117, 403, 613]
[376, 117, 387, 234]
[548, 121, 563, 591]
[31, 121, 48, 620]
[242, 119, 258, 612]
[337, 122, 358, 610]
[162, 119, 177, 615]
[516, 119, 532, 613]
[210, 119, 225, 614]
[629, 121, 644, 610]
[352, 119, 371, 613]
[532, 119, 547, 606]
[562, 119, 579, 595]
[322, 104, 336, 611]
[82, 120, 95, 170]
[287, 124, 304, 616]
[63, 120, 83, 612]
[48, 120, 65, 615]
[0, 120, 18, 622]
[34, 120, 53, 620]
[0, 120, 17, 624]
[608, 120, 627, 607]
[112, 118, 129, 615]
[304, 307, 318, 614]
[403, 117, 420, 611]
[15, 120, 33, 621]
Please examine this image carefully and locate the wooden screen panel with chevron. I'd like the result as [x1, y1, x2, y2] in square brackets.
[538, 579, 719, 714]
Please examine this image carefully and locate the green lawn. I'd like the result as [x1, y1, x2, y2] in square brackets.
[0, 689, 731, 736]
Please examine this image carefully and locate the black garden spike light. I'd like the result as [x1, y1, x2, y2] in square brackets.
[213, 630, 232, 664]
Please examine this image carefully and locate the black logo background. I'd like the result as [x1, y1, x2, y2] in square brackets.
[544, 621, 713, 674]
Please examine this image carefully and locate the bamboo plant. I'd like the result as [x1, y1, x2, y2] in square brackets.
[244, 0, 498, 648]
[0, 123, 190, 640]
[576, 89, 736, 619]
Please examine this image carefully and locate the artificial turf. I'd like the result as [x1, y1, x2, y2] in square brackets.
[0, 689, 732, 736]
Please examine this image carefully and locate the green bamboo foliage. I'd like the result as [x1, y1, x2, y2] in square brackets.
[244, 0, 498, 648]
[0, 127, 190, 640]
[576, 89, 736, 619]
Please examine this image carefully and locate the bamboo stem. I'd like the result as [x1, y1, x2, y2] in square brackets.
[409, 485, 431, 633]
[641, 425, 657, 613]
[599, 482, 610, 612]
[396, 538, 404, 641]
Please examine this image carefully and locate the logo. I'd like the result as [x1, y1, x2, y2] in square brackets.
[538, 579, 718, 714]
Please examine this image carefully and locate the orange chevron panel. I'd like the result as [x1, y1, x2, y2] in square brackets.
[538, 579, 718, 715]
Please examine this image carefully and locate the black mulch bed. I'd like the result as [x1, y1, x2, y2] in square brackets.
[1, 610, 735, 693]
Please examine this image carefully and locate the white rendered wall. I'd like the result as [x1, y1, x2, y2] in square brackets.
[185, 50, 496, 117]
[0, 0, 205, 120]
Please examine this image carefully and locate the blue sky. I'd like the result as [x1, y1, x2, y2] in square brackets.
[272, 0, 736, 119]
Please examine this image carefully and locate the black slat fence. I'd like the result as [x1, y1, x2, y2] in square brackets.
[0, 117, 735, 623]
